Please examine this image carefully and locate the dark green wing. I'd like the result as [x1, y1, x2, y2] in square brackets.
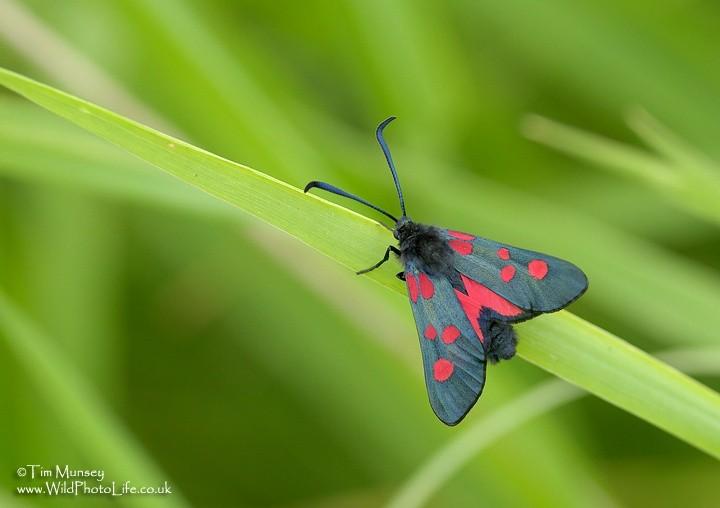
[404, 262, 486, 426]
[443, 229, 588, 314]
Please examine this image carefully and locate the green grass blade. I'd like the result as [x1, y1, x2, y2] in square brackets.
[523, 114, 720, 226]
[0, 67, 392, 285]
[0, 288, 190, 508]
[388, 345, 720, 508]
[464, 0, 720, 155]
[1, 67, 720, 459]
[523, 114, 678, 186]
[389, 382, 582, 508]
[127, 0, 326, 179]
[5, 93, 720, 353]
[0, 0, 178, 135]
[519, 314, 720, 455]
[625, 108, 719, 179]
[6, 99, 720, 353]
[19, 189, 121, 394]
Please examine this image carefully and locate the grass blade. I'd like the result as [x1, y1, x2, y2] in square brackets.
[388, 346, 720, 508]
[523, 113, 720, 226]
[0, 288, 190, 508]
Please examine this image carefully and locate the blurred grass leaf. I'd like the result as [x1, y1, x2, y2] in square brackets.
[523, 113, 720, 226]
[0, 288, 189, 508]
[1, 67, 720, 461]
[5, 97, 720, 354]
[389, 345, 720, 508]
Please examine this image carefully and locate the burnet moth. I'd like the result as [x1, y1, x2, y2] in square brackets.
[305, 117, 588, 425]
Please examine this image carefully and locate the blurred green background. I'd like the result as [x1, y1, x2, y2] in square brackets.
[1, 1, 719, 507]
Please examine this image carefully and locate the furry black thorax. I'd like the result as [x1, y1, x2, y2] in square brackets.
[394, 217, 455, 277]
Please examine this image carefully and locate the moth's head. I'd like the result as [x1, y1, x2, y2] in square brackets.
[393, 216, 414, 241]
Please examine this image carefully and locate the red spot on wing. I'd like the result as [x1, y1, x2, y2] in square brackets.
[418, 272, 435, 299]
[406, 273, 418, 302]
[449, 230, 475, 241]
[497, 248, 510, 260]
[500, 265, 516, 282]
[454, 275, 523, 342]
[449, 240, 473, 255]
[441, 325, 461, 344]
[433, 358, 454, 382]
[424, 324, 437, 340]
[528, 259, 549, 279]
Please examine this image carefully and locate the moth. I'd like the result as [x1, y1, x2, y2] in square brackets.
[305, 117, 588, 425]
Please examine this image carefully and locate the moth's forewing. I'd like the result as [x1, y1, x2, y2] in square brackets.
[444, 230, 588, 314]
[404, 264, 486, 426]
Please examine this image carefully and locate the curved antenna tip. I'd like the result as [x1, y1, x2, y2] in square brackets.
[374, 115, 406, 216]
[303, 181, 319, 193]
[377, 116, 397, 134]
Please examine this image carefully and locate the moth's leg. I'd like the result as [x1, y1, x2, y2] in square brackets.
[356, 246, 401, 275]
[395, 271, 405, 281]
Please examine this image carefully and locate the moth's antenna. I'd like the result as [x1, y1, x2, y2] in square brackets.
[304, 181, 399, 223]
[376, 116, 407, 217]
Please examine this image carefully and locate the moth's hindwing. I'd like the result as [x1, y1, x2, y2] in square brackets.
[405, 263, 486, 426]
[443, 230, 588, 314]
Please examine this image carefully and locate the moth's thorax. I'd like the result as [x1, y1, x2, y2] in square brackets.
[395, 218, 455, 277]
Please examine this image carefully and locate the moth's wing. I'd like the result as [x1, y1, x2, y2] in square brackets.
[405, 263, 487, 426]
[443, 230, 588, 314]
